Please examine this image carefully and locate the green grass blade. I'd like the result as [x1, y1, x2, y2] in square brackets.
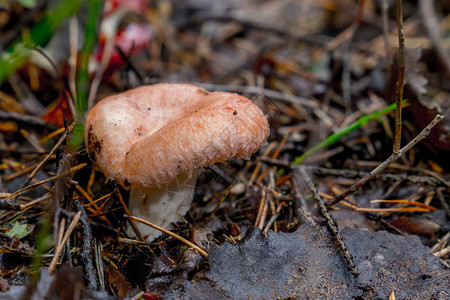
[0, 0, 82, 83]
[70, 0, 103, 150]
[291, 100, 407, 165]
[75, 0, 103, 122]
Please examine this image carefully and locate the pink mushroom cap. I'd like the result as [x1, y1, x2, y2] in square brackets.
[85, 83, 269, 188]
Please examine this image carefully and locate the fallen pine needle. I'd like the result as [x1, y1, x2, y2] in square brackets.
[20, 123, 74, 191]
[116, 188, 145, 242]
[124, 215, 208, 258]
[370, 199, 436, 210]
[83, 190, 115, 208]
[118, 237, 153, 246]
[39, 126, 66, 144]
[434, 246, 450, 258]
[6, 163, 87, 200]
[48, 211, 81, 274]
[20, 193, 52, 210]
[356, 207, 432, 213]
[389, 291, 396, 300]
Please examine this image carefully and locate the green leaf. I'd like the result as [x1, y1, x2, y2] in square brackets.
[6, 222, 30, 239]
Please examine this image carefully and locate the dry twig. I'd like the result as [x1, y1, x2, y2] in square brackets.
[18, 123, 74, 193]
[393, 0, 405, 154]
[292, 174, 323, 234]
[297, 166, 358, 276]
[73, 198, 98, 290]
[115, 187, 145, 242]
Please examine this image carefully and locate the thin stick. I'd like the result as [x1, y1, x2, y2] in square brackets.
[115, 187, 145, 242]
[2, 158, 54, 182]
[40, 127, 66, 144]
[263, 202, 286, 235]
[356, 207, 432, 213]
[292, 175, 323, 233]
[431, 231, 450, 252]
[6, 163, 87, 200]
[327, 114, 443, 208]
[258, 190, 270, 230]
[21, 193, 52, 210]
[254, 190, 266, 228]
[48, 211, 81, 274]
[210, 179, 236, 217]
[298, 166, 358, 276]
[18, 123, 74, 192]
[73, 198, 98, 290]
[393, 0, 405, 154]
[125, 215, 208, 258]
[56, 218, 66, 246]
[118, 237, 153, 246]
[83, 191, 114, 208]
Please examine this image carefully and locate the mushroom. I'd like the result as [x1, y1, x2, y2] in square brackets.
[85, 83, 269, 240]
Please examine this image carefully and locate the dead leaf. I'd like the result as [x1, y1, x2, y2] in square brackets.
[41, 91, 73, 127]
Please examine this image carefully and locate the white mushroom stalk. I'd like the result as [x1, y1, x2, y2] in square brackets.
[85, 83, 269, 240]
[128, 172, 197, 240]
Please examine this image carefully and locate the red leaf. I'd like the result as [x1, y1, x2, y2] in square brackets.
[41, 91, 73, 127]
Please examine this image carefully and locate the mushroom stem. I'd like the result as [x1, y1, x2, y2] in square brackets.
[128, 172, 198, 240]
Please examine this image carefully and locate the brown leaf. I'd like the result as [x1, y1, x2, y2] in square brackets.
[391, 216, 440, 237]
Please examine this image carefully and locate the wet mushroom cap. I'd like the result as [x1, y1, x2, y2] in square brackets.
[85, 83, 269, 188]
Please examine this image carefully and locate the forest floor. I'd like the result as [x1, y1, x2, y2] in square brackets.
[0, 0, 449, 299]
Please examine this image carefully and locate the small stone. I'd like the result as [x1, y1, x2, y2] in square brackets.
[230, 183, 246, 195]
